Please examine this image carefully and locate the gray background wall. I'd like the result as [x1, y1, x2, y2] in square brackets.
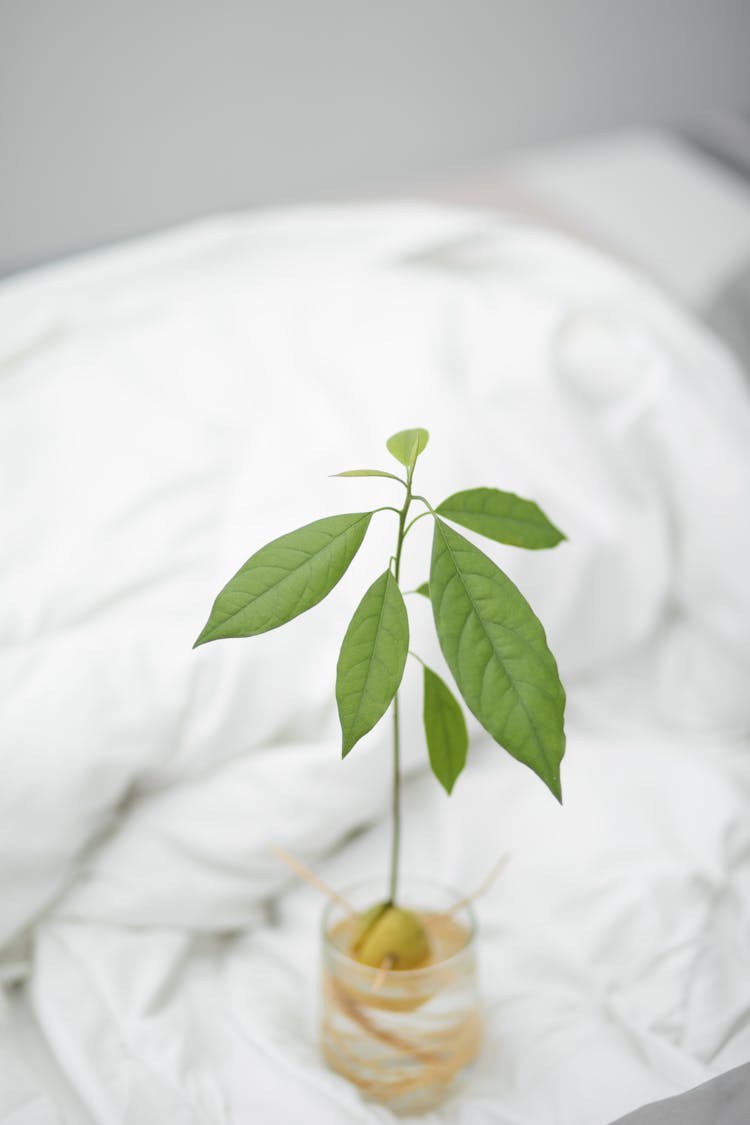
[2, 0, 750, 278]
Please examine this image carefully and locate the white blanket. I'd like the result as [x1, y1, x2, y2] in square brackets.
[2, 205, 750, 1125]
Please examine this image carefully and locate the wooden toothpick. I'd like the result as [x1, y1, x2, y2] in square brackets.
[271, 846, 356, 914]
[448, 853, 511, 915]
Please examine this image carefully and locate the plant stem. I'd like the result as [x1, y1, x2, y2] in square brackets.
[389, 694, 401, 904]
[388, 470, 412, 905]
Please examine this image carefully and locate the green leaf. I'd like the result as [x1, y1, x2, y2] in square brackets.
[386, 428, 429, 471]
[430, 519, 565, 801]
[423, 665, 468, 794]
[337, 569, 409, 757]
[415, 582, 430, 598]
[194, 512, 372, 646]
[333, 469, 405, 482]
[436, 488, 565, 549]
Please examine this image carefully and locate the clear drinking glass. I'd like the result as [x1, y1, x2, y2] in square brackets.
[320, 878, 481, 1115]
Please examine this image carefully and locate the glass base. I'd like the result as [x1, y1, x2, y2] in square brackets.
[320, 879, 481, 1115]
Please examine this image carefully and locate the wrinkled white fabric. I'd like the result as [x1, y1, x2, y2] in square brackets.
[0, 993, 62, 1125]
[1, 205, 750, 1124]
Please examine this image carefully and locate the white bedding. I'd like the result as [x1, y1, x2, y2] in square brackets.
[2, 204, 750, 1125]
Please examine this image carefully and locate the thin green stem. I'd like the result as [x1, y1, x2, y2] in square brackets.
[388, 467, 413, 905]
[403, 509, 434, 538]
[389, 694, 401, 904]
[410, 494, 436, 513]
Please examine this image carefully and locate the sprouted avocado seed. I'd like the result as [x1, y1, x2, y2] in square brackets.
[352, 903, 430, 970]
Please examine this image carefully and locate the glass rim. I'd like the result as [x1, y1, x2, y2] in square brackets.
[321, 875, 478, 981]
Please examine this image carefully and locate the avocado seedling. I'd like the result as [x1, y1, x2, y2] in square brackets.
[194, 428, 566, 970]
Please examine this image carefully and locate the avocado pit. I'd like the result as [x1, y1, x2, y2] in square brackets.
[351, 901, 431, 970]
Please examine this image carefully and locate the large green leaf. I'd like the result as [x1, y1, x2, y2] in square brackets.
[337, 569, 409, 756]
[194, 512, 372, 646]
[423, 665, 468, 794]
[430, 519, 565, 800]
[386, 428, 429, 471]
[436, 488, 565, 549]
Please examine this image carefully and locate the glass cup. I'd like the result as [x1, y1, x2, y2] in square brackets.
[320, 878, 481, 1115]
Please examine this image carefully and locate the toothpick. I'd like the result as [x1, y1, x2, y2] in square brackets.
[371, 955, 396, 992]
[271, 846, 356, 914]
[448, 853, 511, 915]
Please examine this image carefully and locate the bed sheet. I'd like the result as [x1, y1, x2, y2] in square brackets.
[2, 203, 750, 1124]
